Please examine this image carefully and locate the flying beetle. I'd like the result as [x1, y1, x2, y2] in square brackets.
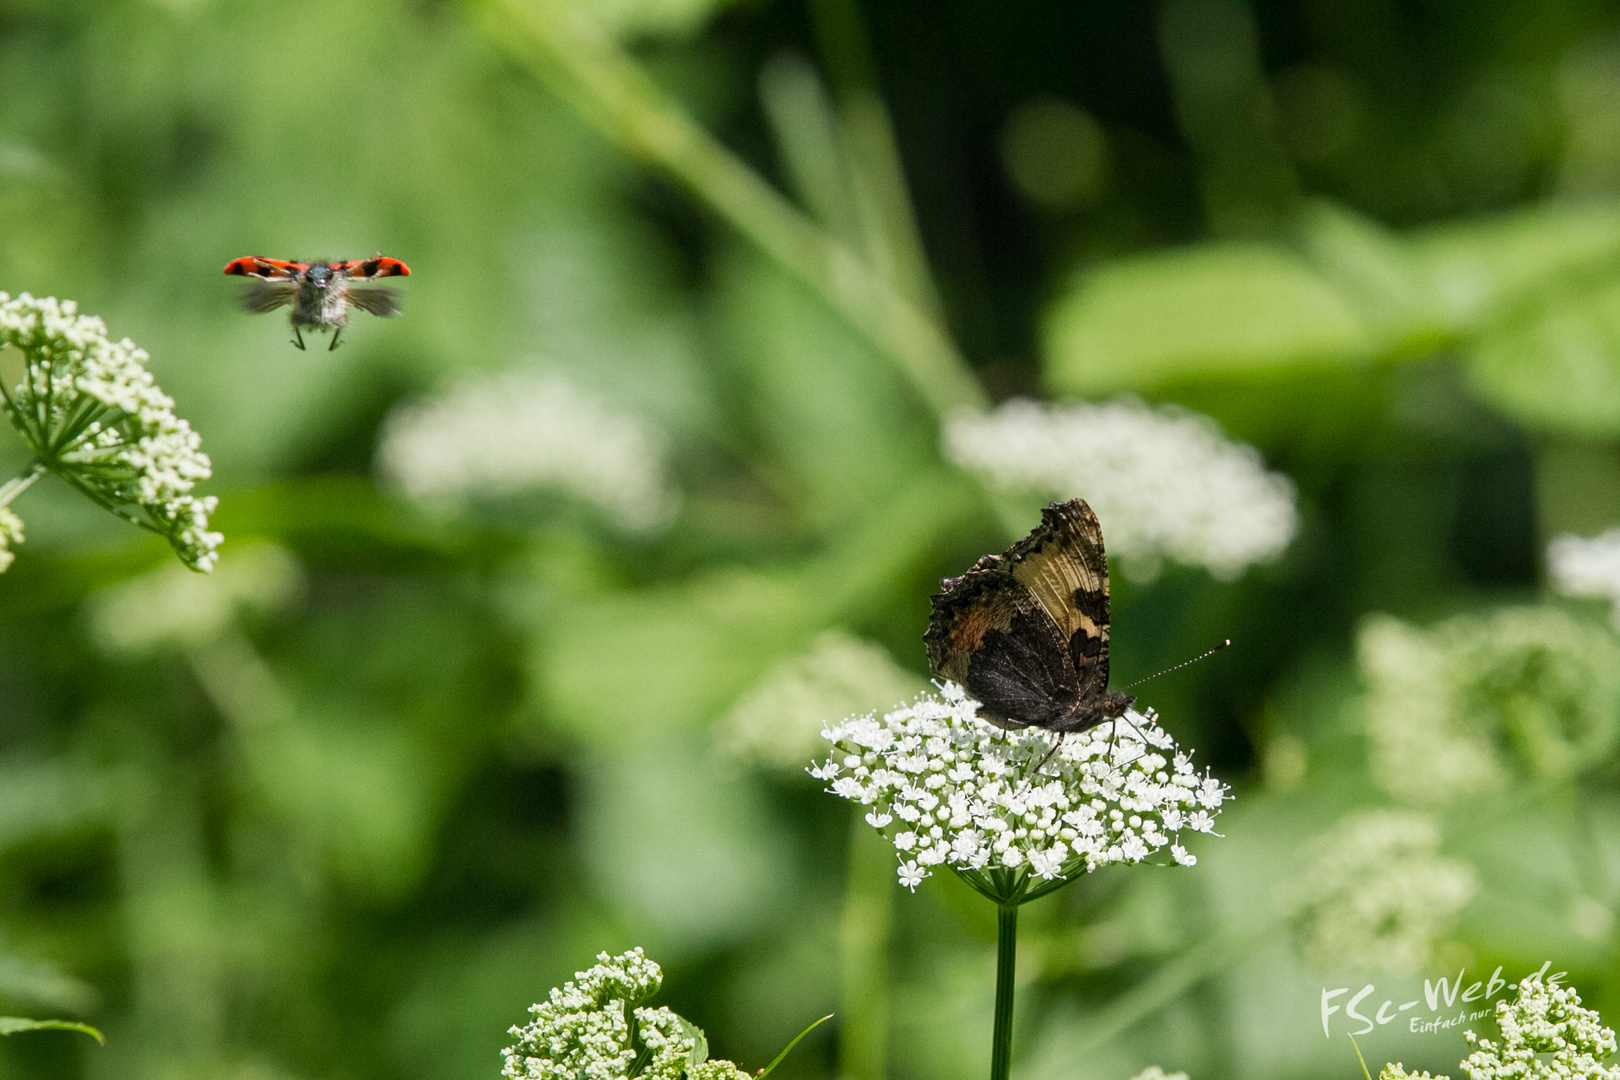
[224, 255, 410, 350]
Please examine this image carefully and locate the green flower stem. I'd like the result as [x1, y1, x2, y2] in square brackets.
[0, 462, 44, 509]
[991, 901, 1018, 1080]
[840, 810, 893, 1080]
[952, 869, 1036, 1080]
[476, 0, 986, 422]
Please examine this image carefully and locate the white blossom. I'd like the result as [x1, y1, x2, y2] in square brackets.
[1382, 1066, 1449, 1080]
[1358, 608, 1620, 804]
[715, 631, 926, 771]
[0, 293, 219, 571]
[1127, 1067, 1189, 1080]
[0, 506, 21, 572]
[376, 371, 679, 532]
[944, 397, 1296, 580]
[86, 542, 304, 656]
[1549, 529, 1620, 628]
[1285, 808, 1476, 975]
[1460, 977, 1620, 1080]
[502, 948, 749, 1080]
[813, 682, 1226, 891]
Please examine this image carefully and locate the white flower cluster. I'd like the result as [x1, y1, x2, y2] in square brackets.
[0, 505, 22, 572]
[502, 948, 747, 1080]
[0, 293, 219, 571]
[944, 397, 1297, 580]
[1357, 608, 1620, 804]
[1285, 809, 1476, 975]
[716, 631, 927, 771]
[812, 683, 1227, 891]
[1549, 529, 1620, 628]
[87, 541, 304, 656]
[1382, 1065, 1449, 1080]
[1460, 977, 1620, 1080]
[376, 371, 680, 532]
[1128, 1067, 1189, 1080]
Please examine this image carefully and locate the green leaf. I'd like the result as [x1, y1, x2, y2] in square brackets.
[0, 1017, 104, 1043]
[1044, 242, 1373, 396]
[1042, 200, 1620, 398]
[1465, 277, 1620, 437]
[678, 1015, 709, 1068]
[1412, 203, 1620, 330]
[755, 1013, 833, 1079]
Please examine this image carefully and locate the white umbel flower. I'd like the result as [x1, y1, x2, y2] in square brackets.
[944, 397, 1297, 579]
[0, 293, 219, 571]
[0, 505, 22, 572]
[1285, 808, 1476, 975]
[1127, 1067, 1190, 1080]
[1358, 608, 1620, 804]
[1381, 1068, 1449, 1080]
[812, 682, 1227, 892]
[1549, 529, 1620, 627]
[502, 948, 749, 1080]
[87, 541, 304, 656]
[376, 371, 679, 532]
[716, 631, 928, 771]
[1460, 977, 1620, 1080]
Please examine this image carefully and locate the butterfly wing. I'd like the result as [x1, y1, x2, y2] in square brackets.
[1002, 499, 1111, 701]
[238, 281, 298, 314]
[345, 288, 402, 317]
[925, 565, 1081, 729]
[924, 498, 1113, 729]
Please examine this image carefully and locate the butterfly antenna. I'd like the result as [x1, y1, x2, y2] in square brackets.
[1118, 639, 1231, 691]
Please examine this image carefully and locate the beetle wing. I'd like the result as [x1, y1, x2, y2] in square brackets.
[224, 256, 305, 280]
[345, 287, 401, 317]
[343, 255, 410, 280]
[239, 282, 298, 313]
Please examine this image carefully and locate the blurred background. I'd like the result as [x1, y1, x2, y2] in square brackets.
[1, 0, 1620, 1078]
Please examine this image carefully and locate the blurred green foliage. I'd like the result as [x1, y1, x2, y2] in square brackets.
[3, 2, 1620, 1080]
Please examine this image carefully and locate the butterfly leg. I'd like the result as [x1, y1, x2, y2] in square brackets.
[1017, 735, 1069, 793]
[1101, 715, 1151, 775]
[328, 325, 343, 351]
[291, 325, 306, 351]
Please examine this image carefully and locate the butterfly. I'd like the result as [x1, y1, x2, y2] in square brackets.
[924, 498, 1135, 735]
[224, 255, 410, 351]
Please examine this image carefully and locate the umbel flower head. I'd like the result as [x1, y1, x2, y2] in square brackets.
[376, 370, 680, 532]
[1284, 808, 1476, 975]
[1382, 975, 1620, 1080]
[812, 682, 1228, 897]
[1462, 977, 1620, 1080]
[944, 397, 1297, 581]
[1357, 607, 1620, 805]
[502, 948, 749, 1080]
[1549, 528, 1620, 628]
[0, 293, 219, 571]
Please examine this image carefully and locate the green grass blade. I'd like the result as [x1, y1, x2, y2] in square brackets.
[757, 1013, 834, 1079]
[0, 1017, 104, 1043]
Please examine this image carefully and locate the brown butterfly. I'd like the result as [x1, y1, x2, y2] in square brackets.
[924, 498, 1135, 734]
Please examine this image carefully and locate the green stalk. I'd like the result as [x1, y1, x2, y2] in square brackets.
[990, 902, 1018, 1080]
[0, 462, 45, 509]
[475, 0, 986, 422]
[840, 811, 893, 1080]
